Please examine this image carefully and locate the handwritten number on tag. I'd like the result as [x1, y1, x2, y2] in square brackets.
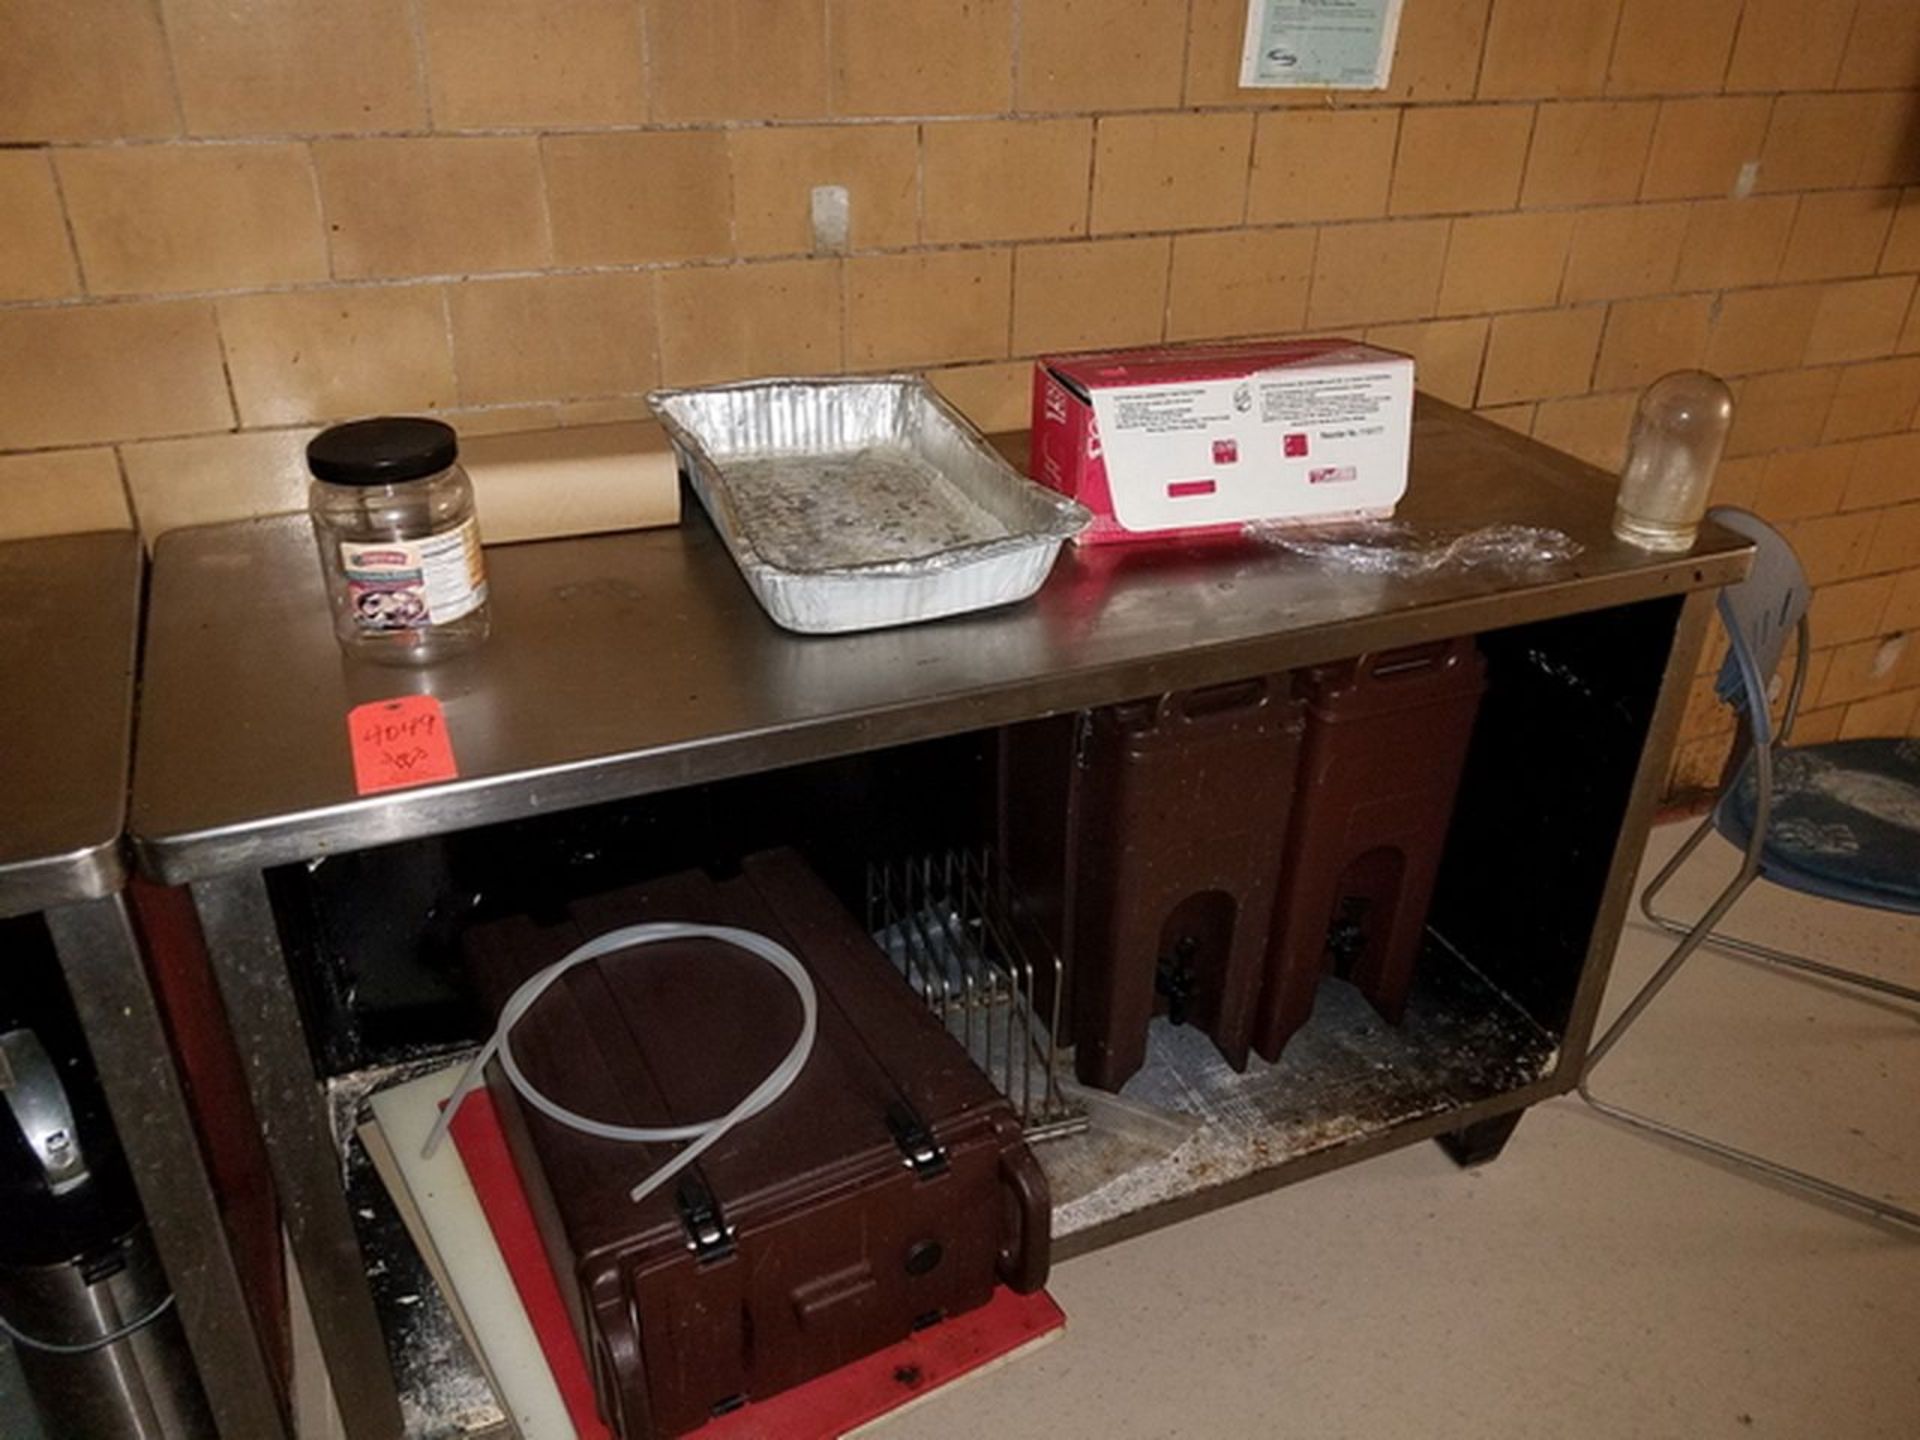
[348, 696, 459, 795]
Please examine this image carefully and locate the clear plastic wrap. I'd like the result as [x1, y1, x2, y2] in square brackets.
[1246, 518, 1583, 576]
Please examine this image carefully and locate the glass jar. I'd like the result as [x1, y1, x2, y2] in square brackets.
[307, 416, 491, 664]
[1613, 370, 1734, 553]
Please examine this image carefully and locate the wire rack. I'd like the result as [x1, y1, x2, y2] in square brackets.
[866, 850, 1086, 1142]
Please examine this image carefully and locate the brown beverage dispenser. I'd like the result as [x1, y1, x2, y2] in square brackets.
[1003, 677, 1305, 1091]
[1253, 638, 1487, 1062]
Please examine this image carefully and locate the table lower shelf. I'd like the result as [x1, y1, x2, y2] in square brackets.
[343, 934, 1558, 1437]
[1047, 937, 1559, 1247]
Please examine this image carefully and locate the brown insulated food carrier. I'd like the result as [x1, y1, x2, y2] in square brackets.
[464, 849, 1050, 1440]
[1253, 638, 1487, 1063]
[1002, 677, 1305, 1092]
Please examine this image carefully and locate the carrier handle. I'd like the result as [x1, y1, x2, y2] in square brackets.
[1168, 675, 1269, 722]
[1364, 640, 1458, 681]
[996, 1146, 1053, 1294]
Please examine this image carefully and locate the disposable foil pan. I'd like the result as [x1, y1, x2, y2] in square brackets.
[649, 376, 1090, 634]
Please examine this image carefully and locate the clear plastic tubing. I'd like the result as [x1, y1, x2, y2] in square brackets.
[1612, 370, 1734, 553]
[307, 416, 491, 665]
[423, 923, 818, 1206]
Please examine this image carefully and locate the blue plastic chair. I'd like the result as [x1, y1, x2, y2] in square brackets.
[1578, 506, 1920, 1230]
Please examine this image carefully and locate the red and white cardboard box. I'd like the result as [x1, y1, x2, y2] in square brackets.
[1029, 340, 1415, 545]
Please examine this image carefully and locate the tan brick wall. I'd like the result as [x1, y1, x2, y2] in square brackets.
[3, 0, 1920, 780]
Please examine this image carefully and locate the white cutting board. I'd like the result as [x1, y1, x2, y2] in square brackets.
[366, 1065, 575, 1440]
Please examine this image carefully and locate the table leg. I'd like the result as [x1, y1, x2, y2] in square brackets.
[1557, 589, 1718, 1067]
[1435, 1109, 1525, 1168]
[44, 895, 289, 1440]
[187, 872, 404, 1440]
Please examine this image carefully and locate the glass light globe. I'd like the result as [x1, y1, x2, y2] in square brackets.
[1613, 370, 1734, 552]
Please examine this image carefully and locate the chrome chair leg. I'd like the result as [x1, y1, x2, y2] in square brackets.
[1580, 848, 1920, 1233]
[1638, 813, 1920, 1006]
[1640, 901, 1920, 1006]
[1578, 1088, 1920, 1231]
[1636, 811, 1718, 929]
[1587, 857, 1757, 1077]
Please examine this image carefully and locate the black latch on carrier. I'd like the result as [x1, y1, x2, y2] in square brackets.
[675, 1176, 735, 1261]
[885, 1104, 949, 1177]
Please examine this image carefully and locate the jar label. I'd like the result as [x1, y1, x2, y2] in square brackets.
[339, 519, 487, 632]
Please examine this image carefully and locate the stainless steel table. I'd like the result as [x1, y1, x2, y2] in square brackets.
[0, 531, 286, 1440]
[130, 399, 1752, 1439]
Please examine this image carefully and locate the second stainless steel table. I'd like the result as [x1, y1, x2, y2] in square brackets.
[0, 531, 284, 1440]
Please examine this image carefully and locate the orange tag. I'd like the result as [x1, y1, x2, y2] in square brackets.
[348, 696, 459, 795]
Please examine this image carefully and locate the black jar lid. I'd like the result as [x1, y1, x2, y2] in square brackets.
[307, 416, 458, 486]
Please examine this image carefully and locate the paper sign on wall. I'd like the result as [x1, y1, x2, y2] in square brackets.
[1240, 0, 1404, 89]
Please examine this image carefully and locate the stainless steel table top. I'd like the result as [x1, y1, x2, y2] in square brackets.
[130, 398, 1750, 883]
[0, 529, 142, 915]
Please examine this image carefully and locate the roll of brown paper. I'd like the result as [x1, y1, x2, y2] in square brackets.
[461, 421, 680, 544]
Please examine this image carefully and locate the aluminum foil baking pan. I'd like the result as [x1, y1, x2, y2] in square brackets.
[649, 376, 1090, 634]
